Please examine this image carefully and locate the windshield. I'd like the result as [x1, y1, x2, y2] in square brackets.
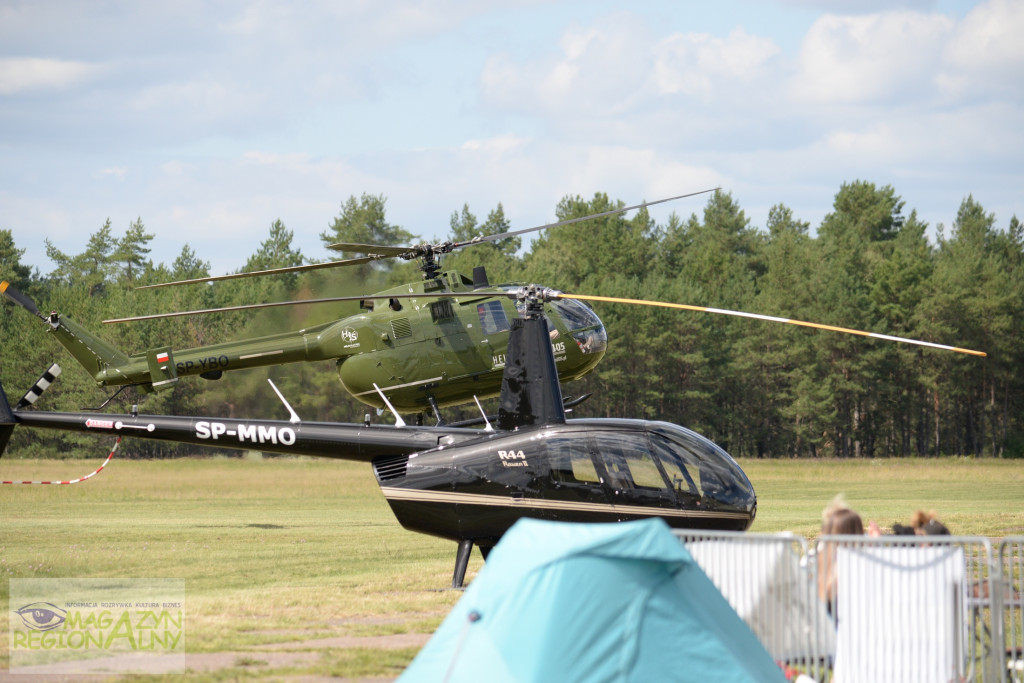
[551, 299, 607, 355]
[551, 298, 599, 331]
[649, 422, 755, 509]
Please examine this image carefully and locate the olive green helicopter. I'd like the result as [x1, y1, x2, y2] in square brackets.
[1, 192, 708, 421]
[1, 188, 987, 425]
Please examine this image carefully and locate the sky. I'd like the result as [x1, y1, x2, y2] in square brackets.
[1, 0, 1021, 277]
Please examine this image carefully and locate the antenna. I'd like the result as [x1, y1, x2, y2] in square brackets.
[373, 384, 407, 428]
[266, 379, 301, 424]
[473, 396, 494, 432]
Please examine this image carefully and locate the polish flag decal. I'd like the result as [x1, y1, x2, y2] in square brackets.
[156, 352, 170, 364]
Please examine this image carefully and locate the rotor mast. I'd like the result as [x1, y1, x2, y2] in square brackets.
[496, 286, 566, 431]
[407, 242, 452, 281]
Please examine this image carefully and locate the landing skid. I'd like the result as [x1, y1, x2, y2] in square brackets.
[452, 539, 473, 588]
[451, 539, 492, 588]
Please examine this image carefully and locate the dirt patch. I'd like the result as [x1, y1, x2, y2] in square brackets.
[326, 611, 443, 627]
[256, 632, 431, 651]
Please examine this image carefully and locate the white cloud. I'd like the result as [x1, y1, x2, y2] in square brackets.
[947, 0, 1024, 70]
[565, 146, 722, 206]
[792, 11, 954, 104]
[481, 13, 659, 117]
[822, 101, 1023, 170]
[0, 58, 100, 95]
[481, 13, 782, 131]
[940, 0, 1024, 99]
[653, 28, 781, 99]
[1, 1, 1020, 280]
[792, 1, 1024, 107]
[225, 0, 490, 46]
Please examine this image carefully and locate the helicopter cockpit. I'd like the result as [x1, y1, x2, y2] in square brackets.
[548, 298, 608, 355]
[542, 423, 755, 525]
[646, 421, 755, 514]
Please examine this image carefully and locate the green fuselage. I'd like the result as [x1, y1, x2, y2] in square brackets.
[44, 271, 608, 414]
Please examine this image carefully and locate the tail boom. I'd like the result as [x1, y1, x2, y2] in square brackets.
[7, 405, 478, 462]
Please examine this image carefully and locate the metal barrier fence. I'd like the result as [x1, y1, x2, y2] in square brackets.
[999, 538, 1024, 683]
[675, 531, 833, 682]
[674, 531, 1022, 683]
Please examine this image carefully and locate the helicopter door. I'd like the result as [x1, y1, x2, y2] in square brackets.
[586, 431, 679, 511]
[543, 435, 613, 521]
[375, 307, 431, 391]
[474, 299, 512, 370]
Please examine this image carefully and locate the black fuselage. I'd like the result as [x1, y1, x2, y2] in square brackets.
[373, 418, 756, 549]
[10, 407, 755, 548]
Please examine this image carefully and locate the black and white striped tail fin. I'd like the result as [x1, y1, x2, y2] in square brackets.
[17, 364, 61, 409]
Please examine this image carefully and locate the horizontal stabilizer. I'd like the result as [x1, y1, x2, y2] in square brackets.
[147, 347, 179, 389]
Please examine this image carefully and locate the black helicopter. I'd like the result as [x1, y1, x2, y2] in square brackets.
[1, 285, 758, 588]
[1, 192, 988, 587]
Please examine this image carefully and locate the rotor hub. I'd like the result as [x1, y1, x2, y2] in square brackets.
[513, 285, 561, 318]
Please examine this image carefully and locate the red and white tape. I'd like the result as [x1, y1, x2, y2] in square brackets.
[1, 437, 120, 485]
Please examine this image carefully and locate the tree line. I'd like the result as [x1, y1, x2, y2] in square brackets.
[1, 183, 1021, 459]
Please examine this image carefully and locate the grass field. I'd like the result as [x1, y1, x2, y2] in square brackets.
[2, 452, 1022, 681]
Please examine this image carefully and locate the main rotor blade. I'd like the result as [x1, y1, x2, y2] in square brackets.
[1, 280, 41, 316]
[456, 187, 720, 248]
[137, 189, 717, 291]
[559, 293, 988, 357]
[334, 188, 721, 258]
[324, 243, 419, 257]
[135, 256, 383, 290]
[104, 296, 369, 323]
[102, 291, 491, 323]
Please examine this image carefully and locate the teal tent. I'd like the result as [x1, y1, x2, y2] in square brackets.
[400, 518, 786, 682]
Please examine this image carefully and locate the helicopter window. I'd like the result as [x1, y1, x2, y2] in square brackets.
[592, 432, 671, 491]
[550, 299, 607, 354]
[477, 301, 510, 335]
[569, 454, 601, 483]
[625, 453, 666, 489]
[551, 298, 600, 332]
[650, 436, 701, 497]
[548, 438, 601, 484]
[570, 329, 607, 355]
[430, 300, 455, 322]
